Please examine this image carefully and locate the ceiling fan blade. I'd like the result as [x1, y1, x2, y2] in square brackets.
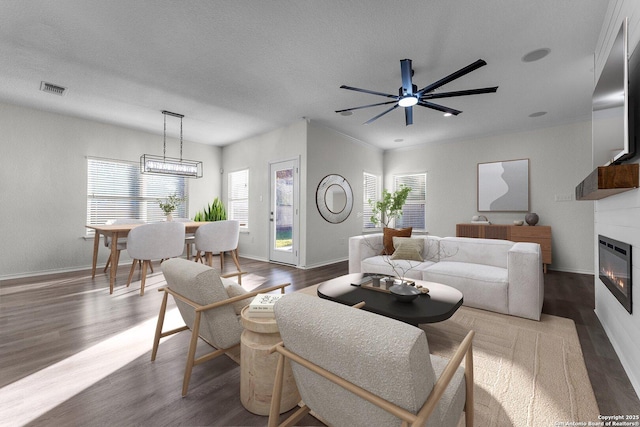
[421, 86, 499, 100]
[417, 59, 487, 95]
[364, 104, 400, 125]
[405, 106, 413, 126]
[417, 100, 462, 116]
[340, 85, 398, 99]
[335, 100, 399, 113]
[400, 59, 414, 95]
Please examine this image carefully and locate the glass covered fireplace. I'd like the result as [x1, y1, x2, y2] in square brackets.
[598, 235, 633, 313]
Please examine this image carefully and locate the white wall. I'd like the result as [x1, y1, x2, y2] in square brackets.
[0, 102, 222, 278]
[221, 120, 308, 263]
[305, 121, 383, 267]
[384, 121, 595, 273]
[220, 119, 384, 268]
[592, 0, 640, 397]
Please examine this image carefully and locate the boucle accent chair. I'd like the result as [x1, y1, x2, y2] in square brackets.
[126, 221, 186, 295]
[268, 293, 475, 427]
[153, 258, 289, 396]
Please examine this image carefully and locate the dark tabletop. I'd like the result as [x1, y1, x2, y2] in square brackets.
[317, 273, 463, 326]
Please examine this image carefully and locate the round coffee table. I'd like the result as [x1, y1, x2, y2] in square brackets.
[317, 273, 463, 326]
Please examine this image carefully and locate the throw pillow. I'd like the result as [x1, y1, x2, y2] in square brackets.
[390, 237, 424, 261]
[381, 227, 412, 255]
[222, 280, 251, 315]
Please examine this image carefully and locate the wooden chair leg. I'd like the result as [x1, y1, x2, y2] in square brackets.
[465, 345, 474, 427]
[220, 252, 224, 270]
[151, 291, 169, 361]
[268, 353, 286, 427]
[103, 255, 111, 273]
[230, 250, 242, 284]
[182, 311, 202, 397]
[140, 260, 149, 296]
[127, 260, 138, 287]
[205, 252, 213, 268]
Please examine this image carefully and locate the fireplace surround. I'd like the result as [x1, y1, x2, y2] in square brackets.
[598, 235, 633, 313]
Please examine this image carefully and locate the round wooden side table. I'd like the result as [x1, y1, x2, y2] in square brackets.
[240, 306, 300, 416]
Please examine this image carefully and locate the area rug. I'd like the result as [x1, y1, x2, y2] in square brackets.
[297, 285, 600, 426]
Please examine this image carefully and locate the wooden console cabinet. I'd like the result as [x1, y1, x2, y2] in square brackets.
[456, 224, 552, 273]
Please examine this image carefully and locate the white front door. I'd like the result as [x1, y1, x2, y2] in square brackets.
[269, 159, 299, 265]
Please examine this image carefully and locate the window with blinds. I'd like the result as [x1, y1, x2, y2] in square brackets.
[394, 173, 427, 231]
[363, 172, 379, 229]
[228, 169, 249, 228]
[86, 157, 187, 234]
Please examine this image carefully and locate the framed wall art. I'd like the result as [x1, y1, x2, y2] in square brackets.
[477, 159, 529, 212]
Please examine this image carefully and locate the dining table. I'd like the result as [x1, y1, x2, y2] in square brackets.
[86, 221, 207, 294]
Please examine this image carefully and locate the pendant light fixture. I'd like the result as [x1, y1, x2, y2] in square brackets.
[140, 110, 203, 178]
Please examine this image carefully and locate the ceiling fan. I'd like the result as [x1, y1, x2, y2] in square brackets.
[336, 58, 498, 125]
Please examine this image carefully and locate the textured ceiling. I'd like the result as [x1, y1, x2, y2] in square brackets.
[0, 1, 609, 150]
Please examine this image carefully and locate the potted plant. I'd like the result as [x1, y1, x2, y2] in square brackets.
[368, 185, 411, 229]
[158, 194, 184, 221]
[193, 197, 227, 221]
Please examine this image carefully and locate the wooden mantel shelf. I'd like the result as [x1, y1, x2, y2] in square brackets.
[575, 163, 639, 200]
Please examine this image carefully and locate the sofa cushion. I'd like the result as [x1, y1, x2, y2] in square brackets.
[440, 237, 513, 269]
[390, 237, 424, 261]
[422, 262, 509, 314]
[222, 278, 250, 315]
[382, 227, 412, 255]
[362, 256, 435, 280]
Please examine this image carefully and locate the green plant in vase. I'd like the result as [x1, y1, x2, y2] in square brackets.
[368, 185, 411, 229]
[158, 194, 184, 221]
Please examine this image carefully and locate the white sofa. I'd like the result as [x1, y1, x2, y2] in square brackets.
[349, 234, 544, 320]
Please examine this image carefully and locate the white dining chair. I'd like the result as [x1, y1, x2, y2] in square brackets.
[173, 218, 196, 260]
[194, 220, 242, 282]
[126, 221, 186, 295]
[103, 218, 146, 275]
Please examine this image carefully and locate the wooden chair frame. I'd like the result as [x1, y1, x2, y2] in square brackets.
[195, 248, 243, 283]
[267, 330, 475, 427]
[151, 272, 289, 397]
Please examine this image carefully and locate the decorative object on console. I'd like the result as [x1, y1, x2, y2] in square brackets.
[336, 57, 498, 126]
[513, 220, 524, 226]
[316, 174, 353, 223]
[471, 214, 490, 224]
[140, 110, 203, 179]
[478, 159, 529, 212]
[525, 212, 539, 226]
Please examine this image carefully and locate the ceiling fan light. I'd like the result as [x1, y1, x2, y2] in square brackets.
[398, 96, 418, 107]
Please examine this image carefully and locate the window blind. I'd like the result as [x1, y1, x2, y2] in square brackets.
[228, 169, 249, 228]
[86, 158, 187, 234]
[363, 172, 379, 229]
[394, 173, 426, 230]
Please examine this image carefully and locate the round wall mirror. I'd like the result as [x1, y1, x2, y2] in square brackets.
[316, 174, 353, 223]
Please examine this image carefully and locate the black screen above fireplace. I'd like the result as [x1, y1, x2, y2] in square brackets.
[598, 235, 632, 313]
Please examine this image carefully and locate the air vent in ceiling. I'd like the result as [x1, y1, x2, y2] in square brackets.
[40, 81, 67, 96]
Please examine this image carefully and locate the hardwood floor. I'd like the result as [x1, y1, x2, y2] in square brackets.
[0, 259, 638, 426]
